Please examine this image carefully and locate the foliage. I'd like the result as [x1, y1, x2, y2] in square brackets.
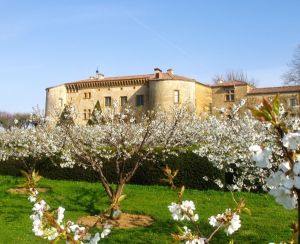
[0, 111, 31, 129]
[0, 175, 296, 243]
[161, 164, 179, 189]
[0, 123, 59, 173]
[169, 193, 245, 243]
[25, 171, 110, 243]
[212, 70, 256, 86]
[0, 151, 225, 190]
[20, 169, 43, 189]
[166, 169, 247, 243]
[56, 105, 75, 127]
[194, 99, 284, 191]
[250, 95, 300, 243]
[87, 101, 102, 125]
[56, 105, 200, 216]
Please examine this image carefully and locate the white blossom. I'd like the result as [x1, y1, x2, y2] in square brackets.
[225, 213, 241, 235]
[209, 209, 241, 236]
[100, 226, 111, 238]
[293, 162, 300, 175]
[249, 145, 272, 168]
[294, 176, 300, 189]
[194, 104, 281, 191]
[269, 187, 297, 210]
[168, 200, 199, 222]
[89, 233, 100, 244]
[28, 189, 110, 243]
[282, 132, 300, 150]
[57, 206, 65, 224]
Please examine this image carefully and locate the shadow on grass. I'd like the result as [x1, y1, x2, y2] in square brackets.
[101, 219, 175, 244]
[48, 186, 109, 215]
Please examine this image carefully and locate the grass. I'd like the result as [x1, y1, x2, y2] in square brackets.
[0, 175, 297, 244]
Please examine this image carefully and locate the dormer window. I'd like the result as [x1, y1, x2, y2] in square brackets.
[225, 88, 235, 102]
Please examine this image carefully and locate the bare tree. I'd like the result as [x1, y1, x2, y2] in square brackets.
[283, 44, 300, 85]
[0, 111, 31, 129]
[212, 70, 257, 86]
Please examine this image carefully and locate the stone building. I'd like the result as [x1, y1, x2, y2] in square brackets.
[46, 68, 211, 124]
[210, 80, 300, 113]
[46, 68, 300, 124]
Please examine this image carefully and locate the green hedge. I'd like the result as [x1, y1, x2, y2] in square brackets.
[0, 151, 225, 190]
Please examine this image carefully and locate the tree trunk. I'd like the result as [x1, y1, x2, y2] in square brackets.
[109, 182, 125, 219]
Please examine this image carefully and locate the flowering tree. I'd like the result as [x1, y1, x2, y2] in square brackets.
[57, 105, 199, 218]
[249, 96, 300, 243]
[26, 175, 110, 243]
[0, 123, 59, 176]
[0, 107, 59, 179]
[168, 186, 246, 243]
[193, 100, 285, 191]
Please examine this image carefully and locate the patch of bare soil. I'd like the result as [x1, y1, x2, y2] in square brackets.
[77, 213, 154, 229]
[7, 187, 48, 194]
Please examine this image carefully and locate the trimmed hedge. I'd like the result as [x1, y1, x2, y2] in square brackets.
[0, 151, 225, 190]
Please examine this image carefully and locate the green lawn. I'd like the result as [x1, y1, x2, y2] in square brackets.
[0, 175, 296, 243]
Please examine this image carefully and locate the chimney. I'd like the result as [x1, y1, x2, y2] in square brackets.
[167, 68, 174, 75]
[97, 73, 105, 79]
[94, 68, 104, 79]
[154, 67, 162, 79]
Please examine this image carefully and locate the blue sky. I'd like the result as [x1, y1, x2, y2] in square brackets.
[0, 0, 300, 113]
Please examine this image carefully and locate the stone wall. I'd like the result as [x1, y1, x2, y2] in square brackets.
[46, 76, 300, 124]
[211, 85, 251, 110]
[45, 85, 67, 119]
[66, 84, 148, 125]
[195, 83, 212, 114]
[247, 92, 300, 112]
[149, 79, 196, 111]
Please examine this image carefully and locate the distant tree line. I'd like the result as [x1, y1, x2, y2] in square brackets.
[212, 70, 257, 86]
[283, 44, 300, 85]
[0, 111, 31, 129]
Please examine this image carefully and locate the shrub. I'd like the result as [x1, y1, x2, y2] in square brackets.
[0, 151, 225, 190]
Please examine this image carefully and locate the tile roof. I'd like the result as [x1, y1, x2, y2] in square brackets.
[248, 85, 300, 95]
[210, 80, 249, 87]
[66, 72, 196, 85]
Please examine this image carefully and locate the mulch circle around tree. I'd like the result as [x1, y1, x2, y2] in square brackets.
[77, 213, 154, 229]
[7, 187, 48, 194]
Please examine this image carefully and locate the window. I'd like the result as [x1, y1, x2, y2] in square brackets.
[174, 90, 179, 104]
[290, 97, 297, 107]
[105, 96, 112, 107]
[58, 98, 63, 107]
[136, 95, 144, 106]
[225, 88, 235, 102]
[121, 96, 128, 106]
[84, 92, 91, 99]
[83, 109, 92, 120]
[83, 109, 87, 120]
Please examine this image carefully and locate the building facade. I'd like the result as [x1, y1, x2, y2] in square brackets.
[46, 68, 300, 124]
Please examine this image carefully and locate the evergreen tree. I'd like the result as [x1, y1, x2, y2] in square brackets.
[87, 100, 102, 125]
[56, 105, 75, 127]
